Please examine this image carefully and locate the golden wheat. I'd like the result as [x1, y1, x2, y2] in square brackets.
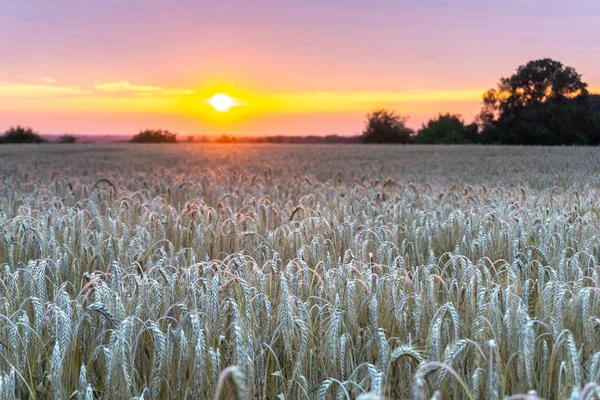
[1, 143, 600, 399]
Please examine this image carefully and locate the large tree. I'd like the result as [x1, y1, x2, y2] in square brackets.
[478, 58, 600, 145]
[360, 108, 413, 144]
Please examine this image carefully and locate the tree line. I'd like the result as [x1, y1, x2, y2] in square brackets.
[3, 58, 599, 145]
[361, 58, 600, 145]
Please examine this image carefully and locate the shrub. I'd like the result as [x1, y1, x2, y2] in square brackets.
[130, 129, 177, 143]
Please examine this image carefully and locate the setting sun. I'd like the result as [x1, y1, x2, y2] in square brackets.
[208, 93, 235, 112]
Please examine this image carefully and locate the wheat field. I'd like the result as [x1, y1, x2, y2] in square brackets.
[2, 143, 600, 399]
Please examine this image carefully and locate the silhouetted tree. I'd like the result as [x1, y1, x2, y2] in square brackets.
[360, 108, 413, 144]
[57, 134, 77, 143]
[478, 59, 600, 145]
[214, 134, 238, 143]
[130, 129, 177, 143]
[416, 113, 478, 144]
[2, 125, 46, 144]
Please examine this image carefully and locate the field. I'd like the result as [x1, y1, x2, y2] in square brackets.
[2, 143, 600, 399]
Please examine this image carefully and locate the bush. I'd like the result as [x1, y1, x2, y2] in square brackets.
[2, 125, 46, 144]
[130, 129, 177, 143]
[416, 113, 479, 144]
[360, 108, 413, 144]
[57, 135, 77, 143]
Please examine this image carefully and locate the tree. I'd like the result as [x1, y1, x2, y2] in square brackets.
[416, 113, 479, 144]
[214, 134, 238, 143]
[478, 58, 600, 145]
[57, 134, 77, 143]
[360, 108, 413, 144]
[2, 125, 46, 144]
[130, 129, 177, 143]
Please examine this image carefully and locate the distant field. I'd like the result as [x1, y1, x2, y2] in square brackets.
[2, 144, 600, 399]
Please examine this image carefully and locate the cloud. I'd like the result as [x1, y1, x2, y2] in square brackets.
[40, 77, 56, 83]
[0, 82, 88, 97]
[94, 81, 162, 92]
[94, 81, 195, 95]
[164, 89, 195, 95]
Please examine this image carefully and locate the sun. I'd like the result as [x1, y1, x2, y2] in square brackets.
[208, 93, 235, 112]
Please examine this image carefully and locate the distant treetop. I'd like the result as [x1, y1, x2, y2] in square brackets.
[416, 113, 478, 144]
[214, 134, 238, 143]
[1, 125, 46, 144]
[360, 108, 413, 144]
[57, 134, 77, 143]
[130, 129, 177, 143]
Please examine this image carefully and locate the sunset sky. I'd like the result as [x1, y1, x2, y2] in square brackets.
[1, 0, 599, 137]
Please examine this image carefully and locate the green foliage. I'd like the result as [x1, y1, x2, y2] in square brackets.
[479, 58, 600, 145]
[416, 113, 479, 144]
[2, 125, 46, 143]
[130, 129, 177, 143]
[360, 108, 413, 144]
[57, 134, 77, 143]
